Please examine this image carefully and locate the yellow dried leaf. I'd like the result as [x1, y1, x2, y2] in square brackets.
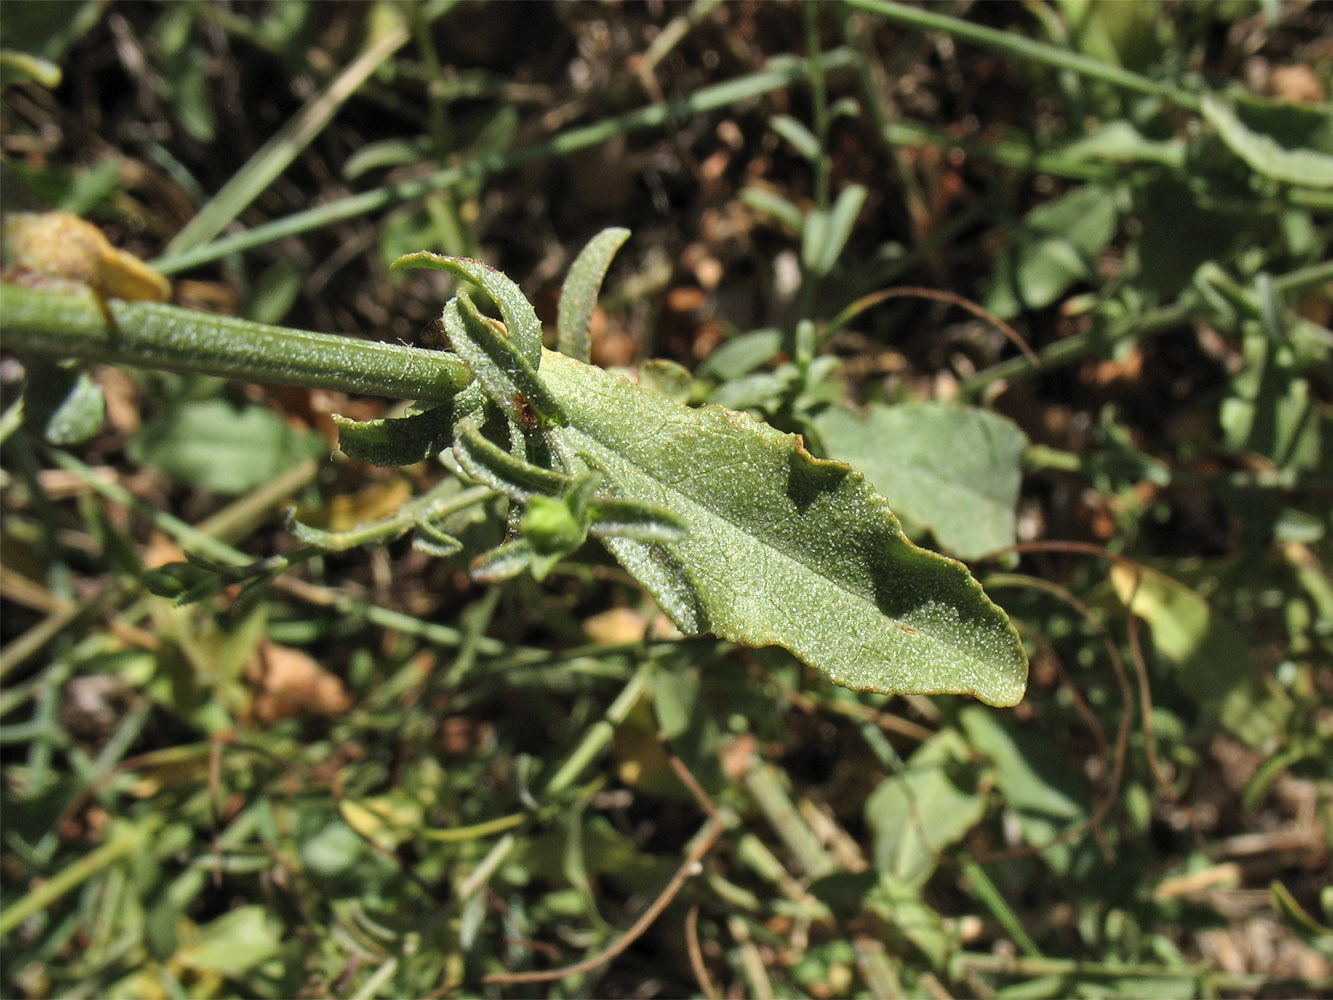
[3, 211, 170, 303]
[582, 606, 648, 644]
[306, 479, 414, 532]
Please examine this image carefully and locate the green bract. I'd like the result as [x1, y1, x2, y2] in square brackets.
[378, 230, 1028, 706]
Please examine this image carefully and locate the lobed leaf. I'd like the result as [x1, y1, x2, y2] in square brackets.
[539, 349, 1029, 706]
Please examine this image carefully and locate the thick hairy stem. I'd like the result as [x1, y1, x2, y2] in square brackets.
[0, 282, 470, 402]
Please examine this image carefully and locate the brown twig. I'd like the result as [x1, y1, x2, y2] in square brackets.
[1125, 607, 1207, 851]
[482, 744, 723, 986]
[967, 573, 1132, 864]
[686, 904, 721, 1000]
[831, 285, 1041, 366]
[940, 539, 1150, 865]
[1020, 543, 1205, 847]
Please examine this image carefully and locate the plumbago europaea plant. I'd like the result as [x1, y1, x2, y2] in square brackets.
[372, 232, 1028, 705]
[1, 221, 1028, 706]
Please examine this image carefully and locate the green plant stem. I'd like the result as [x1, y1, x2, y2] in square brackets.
[743, 763, 835, 879]
[350, 956, 400, 1000]
[0, 820, 157, 937]
[409, 1, 474, 258]
[962, 861, 1043, 959]
[0, 441, 301, 681]
[541, 661, 654, 798]
[960, 293, 1200, 396]
[291, 481, 492, 552]
[163, 21, 411, 255]
[804, 2, 833, 211]
[0, 282, 470, 403]
[1269, 258, 1333, 295]
[852, 937, 904, 998]
[440, 584, 503, 688]
[845, 0, 1200, 111]
[42, 445, 295, 567]
[152, 48, 860, 274]
[35, 445, 540, 662]
[955, 952, 1333, 994]
[881, 116, 1114, 182]
[961, 258, 1333, 395]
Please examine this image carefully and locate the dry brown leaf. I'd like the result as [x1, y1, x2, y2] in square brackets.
[248, 640, 353, 723]
[1269, 64, 1326, 103]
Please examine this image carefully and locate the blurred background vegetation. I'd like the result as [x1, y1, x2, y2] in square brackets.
[1, 1, 1330, 996]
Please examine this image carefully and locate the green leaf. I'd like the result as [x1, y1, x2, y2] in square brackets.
[443, 292, 562, 427]
[334, 401, 460, 467]
[769, 113, 823, 162]
[154, 6, 216, 143]
[412, 520, 464, 558]
[245, 256, 304, 325]
[862, 872, 957, 970]
[637, 359, 694, 403]
[740, 186, 804, 232]
[697, 329, 784, 379]
[1, 159, 123, 215]
[470, 537, 540, 582]
[557, 227, 630, 362]
[127, 397, 324, 495]
[1133, 175, 1239, 298]
[812, 402, 1028, 560]
[866, 728, 986, 886]
[393, 249, 545, 370]
[1202, 93, 1333, 189]
[959, 706, 1090, 874]
[0, 0, 104, 66]
[453, 416, 571, 499]
[0, 49, 61, 88]
[984, 183, 1119, 319]
[142, 556, 254, 605]
[1220, 329, 1326, 476]
[803, 183, 867, 278]
[538, 350, 1028, 705]
[1270, 880, 1333, 948]
[1060, 120, 1185, 169]
[22, 360, 105, 445]
[1110, 564, 1286, 746]
[174, 905, 281, 976]
[588, 496, 687, 544]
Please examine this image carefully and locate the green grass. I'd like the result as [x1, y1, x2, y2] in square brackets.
[3, 1, 1332, 997]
